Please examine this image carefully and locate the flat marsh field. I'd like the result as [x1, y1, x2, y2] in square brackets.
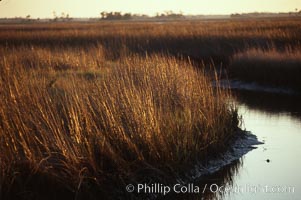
[0, 17, 300, 199]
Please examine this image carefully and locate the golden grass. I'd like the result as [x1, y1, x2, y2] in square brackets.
[229, 47, 301, 90]
[0, 18, 301, 199]
[1, 18, 301, 64]
[0, 45, 239, 198]
[1, 18, 301, 198]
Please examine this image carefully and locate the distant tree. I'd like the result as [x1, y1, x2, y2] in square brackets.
[25, 14, 31, 22]
[155, 11, 184, 19]
[111, 12, 122, 19]
[100, 11, 132, 20]
[66, 14, 72, 21]
[61, 12, 65, 20]
[230, 13, 241, 18]
[123, 13, 132, 20]
[164, 10, 173, 16]
[60, 12, 71, 21]
[100, 11, 107, 19]
[52, 11, 58, 22]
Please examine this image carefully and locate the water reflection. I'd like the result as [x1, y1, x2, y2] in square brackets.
[233, 90, 301, 119]
[170, 90, 301, 200]
[165, 159, 243, 200]
[226, 90, 301, 200]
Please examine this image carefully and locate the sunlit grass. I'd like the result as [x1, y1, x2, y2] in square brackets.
[229, 47, 301, 90]
[0, 18, 300, 64]
[0, 46, 239, 199]
[1, 18, 299, 198]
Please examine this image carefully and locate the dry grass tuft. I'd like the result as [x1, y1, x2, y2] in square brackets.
[0, 46, 238, 198]
[229, 47, 301, 90]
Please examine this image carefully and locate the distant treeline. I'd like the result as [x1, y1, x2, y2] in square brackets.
[0, 11, 185, 23]
[100, 11, 184, 20]
[1, 11, 301, 23]
[231, 11, 301, 18]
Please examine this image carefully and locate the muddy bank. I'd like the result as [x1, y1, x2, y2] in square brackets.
[128, 131, 262, 200]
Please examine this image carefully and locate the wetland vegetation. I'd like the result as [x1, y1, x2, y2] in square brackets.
[0, 17, 300, 199]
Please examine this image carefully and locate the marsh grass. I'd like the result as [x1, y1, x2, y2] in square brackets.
[1, 18, 300, 199]
[2, 18, 301, 198]
[229, 47, 301, 90]
[1, 18, 301, 64]
[0, 46, 239, 199]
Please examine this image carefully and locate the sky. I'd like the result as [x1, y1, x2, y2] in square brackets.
[0, 0, 300, 18]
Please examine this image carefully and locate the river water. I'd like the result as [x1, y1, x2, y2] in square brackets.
[133, 90, 301, 200]
[176, 90, 301, 200]
[220, 91, 301, 200]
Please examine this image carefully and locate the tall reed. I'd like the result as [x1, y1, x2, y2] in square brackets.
[0, 46, 238, 198]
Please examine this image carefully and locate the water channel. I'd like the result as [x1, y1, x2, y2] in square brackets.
[171, 90, 301, 200]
